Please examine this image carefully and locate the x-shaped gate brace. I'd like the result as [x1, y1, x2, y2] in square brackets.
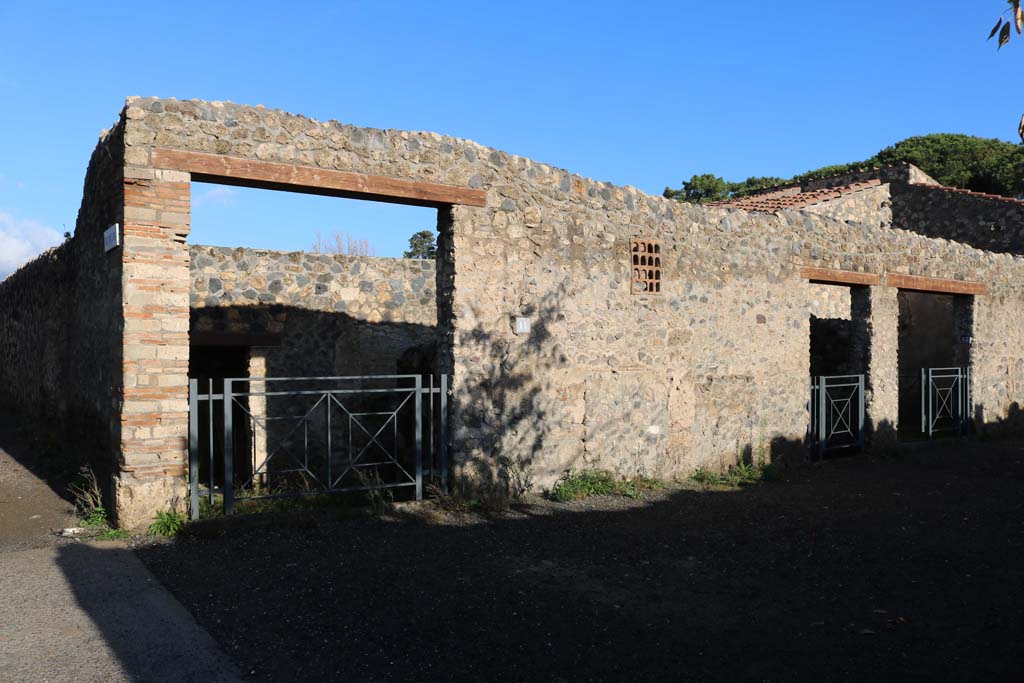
[921, 367, 971, 437]
[810, 374, 865, 456]
[189, 374, 446, 519]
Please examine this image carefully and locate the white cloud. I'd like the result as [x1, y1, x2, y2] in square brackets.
[192, 186, 236, 209]
[0, 210, 63, 280]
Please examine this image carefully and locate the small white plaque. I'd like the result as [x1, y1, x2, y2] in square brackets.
[103, 223, 121, 253]
[513, 316, 531, 335]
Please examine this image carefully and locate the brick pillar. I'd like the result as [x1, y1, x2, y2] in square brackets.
[116, 167, 191, 528]
[853, 285, 899, 448]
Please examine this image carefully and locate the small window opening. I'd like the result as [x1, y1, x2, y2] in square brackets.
[630, 239, 662, 294]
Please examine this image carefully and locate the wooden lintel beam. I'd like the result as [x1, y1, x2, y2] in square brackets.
[151, 148, 488, 208]
[798, 266, 881, 286]
[885, 273, 988, 296]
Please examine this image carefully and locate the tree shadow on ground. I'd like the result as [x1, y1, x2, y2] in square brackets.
[126, 441, 1024, 682]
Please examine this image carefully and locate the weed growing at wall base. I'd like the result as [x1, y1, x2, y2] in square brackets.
[550, 470, 664, 502]
[690, 460, 779, 488]
[69, 467, 107, 526]
[149, 510, 186, 537]
[426, 481, 513, 514]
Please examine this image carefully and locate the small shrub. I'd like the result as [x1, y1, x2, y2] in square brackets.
[149, 510, 186, 537]
[551, 470, 617, 501]
[550, 469, 664, 502]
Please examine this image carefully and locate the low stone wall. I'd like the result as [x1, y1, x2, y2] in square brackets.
[189, 246, 438, 377]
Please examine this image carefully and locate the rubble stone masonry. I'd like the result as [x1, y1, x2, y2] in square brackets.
[6, 96, 1024, 525]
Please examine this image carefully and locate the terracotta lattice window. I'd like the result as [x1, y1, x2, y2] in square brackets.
[630, 239, 662, 294]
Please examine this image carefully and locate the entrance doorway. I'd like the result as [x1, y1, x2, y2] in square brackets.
[188, 345, 253, 492]
[897, 291, 974, 439]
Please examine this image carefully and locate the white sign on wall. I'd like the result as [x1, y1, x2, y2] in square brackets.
[103, 223, 121, 253]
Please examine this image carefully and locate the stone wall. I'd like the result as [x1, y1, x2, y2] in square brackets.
[189, 245, 438, 376]
[0, 244, 73, 419]
[115, 97, 1024, 493]
[0, 122, 126, 489]
[7, 95, 1012, 522]
[803, 185, 891, 229]
[891, 183, 1024, 255]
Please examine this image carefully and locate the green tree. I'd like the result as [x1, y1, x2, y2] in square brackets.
[667, 133, 1024, 203]
[874, 134, 1024, 196]
[403, 230, 437, 259]
[729, 176, 789, 197]
[663, 173, 731, 204]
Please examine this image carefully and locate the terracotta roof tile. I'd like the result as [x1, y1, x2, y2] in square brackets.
[708, 180, 882, 212]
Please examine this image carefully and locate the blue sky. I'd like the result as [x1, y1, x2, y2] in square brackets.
[0, 1, 1020, 275]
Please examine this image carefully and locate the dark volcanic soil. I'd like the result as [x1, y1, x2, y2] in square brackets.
[137, 442, 1024, 682]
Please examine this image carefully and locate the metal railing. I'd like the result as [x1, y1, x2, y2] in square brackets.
[921, 366, 971, 437]
[188, 374, 449, 519]
[810, 374, 865, 457]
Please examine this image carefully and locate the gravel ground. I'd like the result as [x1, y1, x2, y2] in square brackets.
[137, 442, 1024, 682]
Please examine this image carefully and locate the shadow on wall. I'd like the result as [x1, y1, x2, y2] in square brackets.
[974, 402, 1024, 440]
[450, 285, 563, 488]
[451, 283, 857, 489]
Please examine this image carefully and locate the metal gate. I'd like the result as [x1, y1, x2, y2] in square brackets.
[921, 366, 971, 437]
[810, 374, 865, 456]
[188, 374, 448, 519]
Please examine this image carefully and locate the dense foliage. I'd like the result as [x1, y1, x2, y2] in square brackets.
[665, 133, 1024, 203]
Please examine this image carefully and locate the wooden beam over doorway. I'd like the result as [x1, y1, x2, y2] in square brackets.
[798, 266, 881, 287]
[151, 148, 488, 208]
[884, 273, 988, 296]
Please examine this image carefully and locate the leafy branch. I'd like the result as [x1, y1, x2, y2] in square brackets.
[989, 1, 1023, 49]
